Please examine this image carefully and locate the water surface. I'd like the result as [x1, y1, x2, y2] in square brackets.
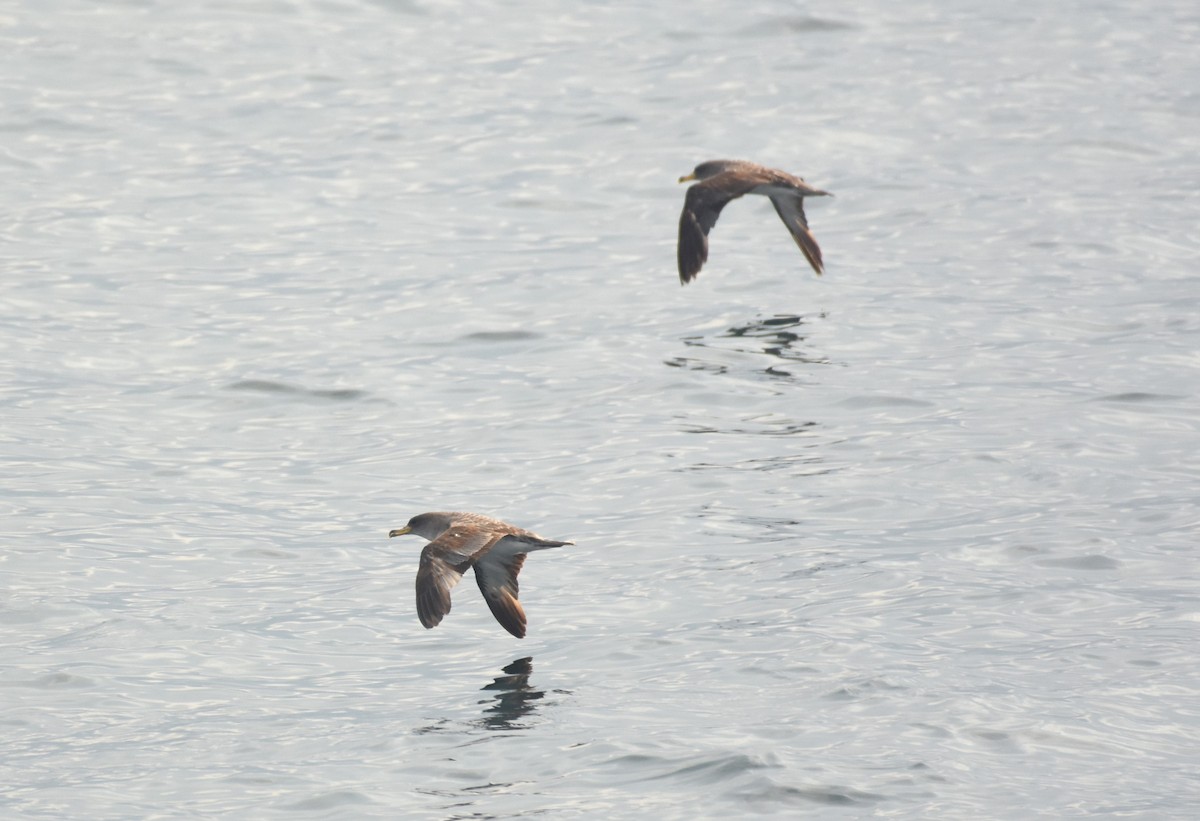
[3, 1, 1199, 818]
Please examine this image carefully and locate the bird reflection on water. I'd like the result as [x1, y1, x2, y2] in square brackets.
[479, 657, 544, 730]
[665, 313, 830, 378]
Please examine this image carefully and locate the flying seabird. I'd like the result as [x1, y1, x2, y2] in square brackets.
[388, 511, 572, 639]
[677, 159, 831, 285]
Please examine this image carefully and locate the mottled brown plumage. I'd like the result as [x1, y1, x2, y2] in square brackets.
[388, 512, 572, 639]
[677, 159, 831, 285]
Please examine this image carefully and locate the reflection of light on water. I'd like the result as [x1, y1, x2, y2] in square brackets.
[664, 313, 832, 378]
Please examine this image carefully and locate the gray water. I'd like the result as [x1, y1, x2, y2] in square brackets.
[3, 0, 1199, 818]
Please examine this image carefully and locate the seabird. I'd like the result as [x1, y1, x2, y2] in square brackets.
[388, 511, 572, 639]
[677, 159, 831, 285]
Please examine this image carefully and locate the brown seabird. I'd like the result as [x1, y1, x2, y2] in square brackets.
[677, 159, 831, 285]
[388, 511, 572, 639]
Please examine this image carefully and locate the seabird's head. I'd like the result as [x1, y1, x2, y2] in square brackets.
[678, 159, 743, 184]
[388, 512, 451, 540]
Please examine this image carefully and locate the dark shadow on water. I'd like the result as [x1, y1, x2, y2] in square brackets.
[680, 453, 833, 476]
[679, 419, 818, 437]
[225, 379, 373, 402]
[1089, 391, 1186, 404]
[411, 657, 563, 736]
[665, 313, 832, 378]
[668, 314, 830, 438]
[737, 16, 857, 36]
[478, 656, 544, 731]
[456, 330, 543, 343]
